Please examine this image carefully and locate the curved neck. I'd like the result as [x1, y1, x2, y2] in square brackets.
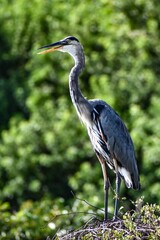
[69, 53, 85, 106]
[69, 49, 92, 122]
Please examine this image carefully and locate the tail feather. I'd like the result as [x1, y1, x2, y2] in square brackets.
[118, 166, 140, 190]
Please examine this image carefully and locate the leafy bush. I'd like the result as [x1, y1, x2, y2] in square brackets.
[0, 200, 159, 240]
[57, 203, 160, 239]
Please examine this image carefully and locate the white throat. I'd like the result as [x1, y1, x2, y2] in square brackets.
[60, 44, 83, 65]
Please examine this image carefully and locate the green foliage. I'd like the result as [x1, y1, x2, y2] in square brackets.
[0, 201, 159, 239]
[0, 200, 51, 239]
[0, 198, 66, 239]
[0, 0, 160, 236]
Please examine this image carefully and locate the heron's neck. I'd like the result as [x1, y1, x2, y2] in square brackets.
[69, 56, 84, 106]
[69, 51, 92, 122]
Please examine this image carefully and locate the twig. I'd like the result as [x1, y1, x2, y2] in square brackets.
[71, 191, 104, 213]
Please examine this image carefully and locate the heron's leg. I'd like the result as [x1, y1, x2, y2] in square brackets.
[113, 173, 121, 220]
[103, 161, 110, 221]
[96, 153, 110, 221]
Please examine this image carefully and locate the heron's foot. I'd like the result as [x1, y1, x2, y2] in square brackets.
[112, 216, 118, 221]
[103, 216, 108, 222]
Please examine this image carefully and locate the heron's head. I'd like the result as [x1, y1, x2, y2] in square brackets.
[38, 36, 82, 59]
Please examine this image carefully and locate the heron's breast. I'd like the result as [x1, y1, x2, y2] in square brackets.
[87, 124, 110, 159]
[76, 104, 93, 128]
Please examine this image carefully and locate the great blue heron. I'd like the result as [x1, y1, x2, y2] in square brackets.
[38, 36, 140, 221]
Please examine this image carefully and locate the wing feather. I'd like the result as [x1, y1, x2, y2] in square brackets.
[90, 100, 140, 190]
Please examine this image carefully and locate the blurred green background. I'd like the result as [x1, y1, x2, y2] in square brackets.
[0, 0, 160, 238]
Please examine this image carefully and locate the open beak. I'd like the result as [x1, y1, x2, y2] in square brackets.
[37, 40, 64, 54]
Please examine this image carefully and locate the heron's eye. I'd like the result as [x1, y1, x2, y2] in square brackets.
[61, 41, 66, 45]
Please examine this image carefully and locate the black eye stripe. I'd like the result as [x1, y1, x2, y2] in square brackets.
[64, 36, 79, 43]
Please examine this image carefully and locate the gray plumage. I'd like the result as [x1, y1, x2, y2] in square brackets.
[38, 36, 140, 221]
[89, 99, 140, 189]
